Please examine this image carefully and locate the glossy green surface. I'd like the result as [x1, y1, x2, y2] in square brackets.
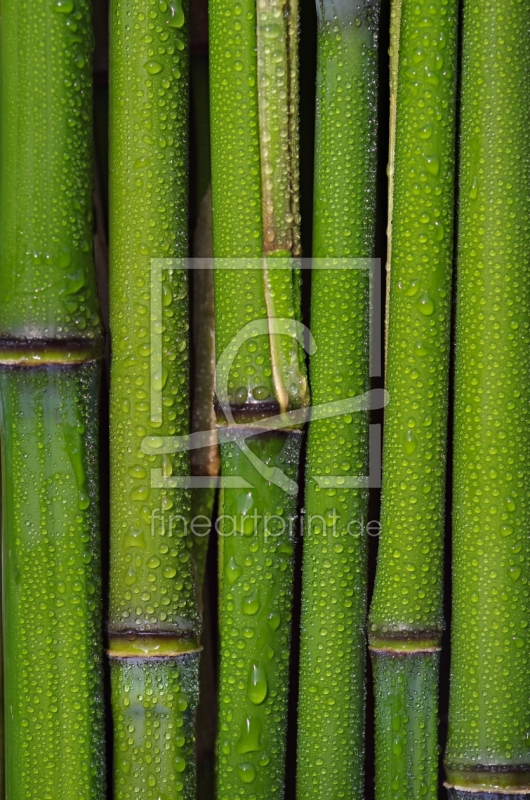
[109, 0, 198, 636]
[108, 2, 200, 796]
[445, 0, 530, 789]
[210, 0, 304, 796]
[0, 0, 101, 344]
[0, 2, 104, 795]
[111, 654, 199, 800]
[296, 2, 379, 798]
[217, 435, 300, 799]
[209, 0, 262, 262]
[257, 0, 299, 255]
[209, 0, 274, 401]
[369, 0, 458, 643]
[373, 653, 439, 798]
[0, 365, 105, 799]
[368, 1, 458, 796]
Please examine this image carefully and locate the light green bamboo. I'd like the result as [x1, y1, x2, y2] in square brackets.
[0, 0, 105, 796]
[108, 1, 200, 798]
[444, 0, 530, 794]
[296, 1, 380, 798]
[368, 0, 458, 796]
[209, 0, 306, 796]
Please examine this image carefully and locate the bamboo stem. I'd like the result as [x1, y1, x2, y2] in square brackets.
[296, 1, 380, 798]
[0, 0, 106, 795]
[209, 0, 305, 795]
[108, 1, 200, 796]
[1, 365, 106, 798]
[368, 0, 459, 795]
[444, 0, 530, 794]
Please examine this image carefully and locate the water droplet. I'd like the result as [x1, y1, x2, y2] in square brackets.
[243, 590, 260, 616]
[418, 122, 433, 139]
[129, 486, 150, 502]
[128, 465, 147, 479]
[404, 430, 418, 455]
[236, 716, 262, 754]
[226, 557, 242, 585]
[417, 291, 435, 316]
[144, 60, 163, 75]
[268, 611, 281, 630]
[253, 385, 270, 401]
[247, 662, 268, 705]
[237, 762, 257, 784]
[168, 0, 185, 27]
[53, 0, 74, 12]
[423, 154, 440, 177]
[173, 754, 186, 772]
[163, 566, 176, 578]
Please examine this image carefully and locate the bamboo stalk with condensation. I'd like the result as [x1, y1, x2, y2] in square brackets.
[296, 2, 379, 798]
[368, 0, 458, 796]
[108, 1, 201, 797]
[444, 0, 530, 795]
[0, 0, 106, 796]
[209, 0, 307, 796]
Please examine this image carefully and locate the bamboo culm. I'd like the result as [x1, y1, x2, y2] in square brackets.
[296, 2, 380, 798]
[444, 0, 530, 794]
[368, 0, 458, 796]
[0, 0, 106, 796]
[209, 0, 306, 795]
[108, 1, 200, 797]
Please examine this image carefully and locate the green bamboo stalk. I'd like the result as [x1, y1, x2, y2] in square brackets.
[444, 0, 530, 795]
[368, 0, 458, 796]
[108, 2, 200, 798]
[296, 2, 380, 798]
[0, 0, 105, 796]
[209, 0, 306, 796]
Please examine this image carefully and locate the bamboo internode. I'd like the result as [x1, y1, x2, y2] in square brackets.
[296, 2, 380, 798]
[108, 1, 200, 797]
[445, 0, 530, 793]
[0, 0, 106, 796]
[210, 0, 306, 796]
[368, 0, 459, 795]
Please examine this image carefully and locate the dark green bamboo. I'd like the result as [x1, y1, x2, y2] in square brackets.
[209, 0, 306, 795]
[444, 0, 530, 794]
[296, 2, 379, 798]
[191, 54, 218, 589]
[0, 0, 105, 796]
[368, 0, 458, 796]
[108, 1, 200, 797]
[190, 191, 217, 593]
